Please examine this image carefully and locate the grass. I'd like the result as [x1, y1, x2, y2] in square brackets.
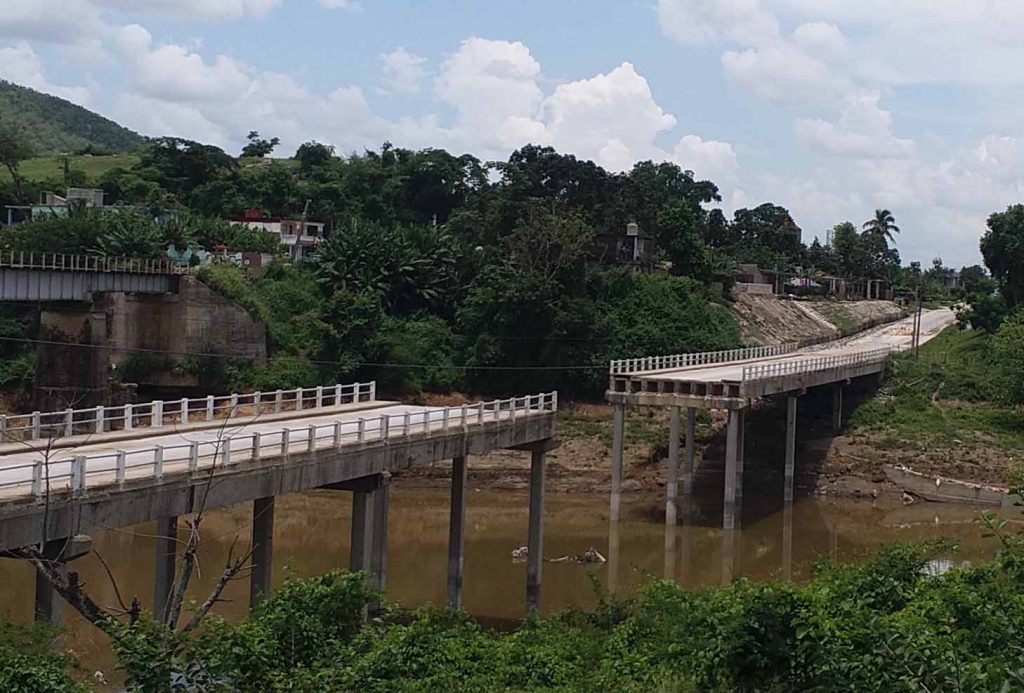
[809, 300, 860, 333]
[0, 153, 139, 184]
[848, 326, 1024, 452]
[556, 404, 717, 452]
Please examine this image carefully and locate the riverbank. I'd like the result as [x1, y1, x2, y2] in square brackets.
[402, 322, 1023, 503]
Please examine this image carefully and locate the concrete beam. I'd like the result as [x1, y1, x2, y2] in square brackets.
[610, 403, 625, 523]
[666, 407, 680, 525]
[526, 446, 546, 611]
[153, 516, 177, 621]
[785, 395, 797, 504]
[446, 456, 468, 609]
[250, 497, 275, 607]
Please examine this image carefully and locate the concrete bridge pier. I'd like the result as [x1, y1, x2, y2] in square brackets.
[154, 516, 178, 621]
[347, 473, 391, 593]
[683, 408, 696, 495]
[666, 407, 681, 525]
[250, 498, 275, 607]
[610, 403, 625, 522]
[525, 443, 548, 611]
[24, 536, 93, 623]
[446, 456, 468, 609]
[722, 408, 745, 531]
[33, 302, 111, 412]
[784, 395, 798, 504]
[832, 383, 844, 432]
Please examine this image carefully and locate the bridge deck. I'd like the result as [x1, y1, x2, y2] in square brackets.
[608, 308, 955, 408]
[0, 393, 557, 551]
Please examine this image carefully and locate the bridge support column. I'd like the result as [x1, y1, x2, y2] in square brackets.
[666, 406, 681, 525]
[250, 497, 275, 607]
[683, 407, 696, 495]
[526, 445, 546, 611]
[782, 503, 794, 579]
[832, 384, 843, 432]
[154, 516, 177, 621]
[610, 403, 625, 522]
[350, 487, 373, 574]
[34, 541, 68, 624]
[33, 303, 111, 411]
[785, 395, 798, 504]
[369, 475, 391, 594]
[735, 409, 746, 505]
[723, 408, 742, 531]
[446, 456, 468, 609]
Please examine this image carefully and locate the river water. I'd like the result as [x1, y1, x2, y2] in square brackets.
[0, 483, 1007, 680]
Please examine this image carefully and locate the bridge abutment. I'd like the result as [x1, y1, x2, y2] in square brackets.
[33, 302, 111, 411]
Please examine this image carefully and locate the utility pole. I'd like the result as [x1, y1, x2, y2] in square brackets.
[914, 287, 923, 357]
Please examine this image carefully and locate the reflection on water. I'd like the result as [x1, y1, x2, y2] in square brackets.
[0, 484, 1008, 679]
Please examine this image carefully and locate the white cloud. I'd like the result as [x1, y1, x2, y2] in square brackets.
[319, 0, 357, 7]
[0, 42, 91, 106]
[656, 0, 779, 47]
[0, 0, 105, 45]
[791, 22, 848, 59]
[92, 0, 279, 20]
[794, 91, 915, 159]
[544, 63, 677, 171]
[116, 24, 252, 102]
[672, 134, 739, 184]
[434, 37, 547, 155]
[380, 47, 427, 94]
[722, 41, 849, 104]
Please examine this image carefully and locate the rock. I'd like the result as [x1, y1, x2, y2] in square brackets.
[621, 479, 643, 492]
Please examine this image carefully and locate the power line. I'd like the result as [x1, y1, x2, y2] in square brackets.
[0, 335, 607, 372]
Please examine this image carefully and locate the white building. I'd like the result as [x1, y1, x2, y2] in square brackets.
[230, 209, 325, 260]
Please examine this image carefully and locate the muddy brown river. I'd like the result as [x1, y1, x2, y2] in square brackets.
[0, 483, 1008, 682]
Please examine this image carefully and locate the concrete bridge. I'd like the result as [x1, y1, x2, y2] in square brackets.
[0, 382, 558, 621]
[606, 308, 956, 530]
[0, 251, 184, 301]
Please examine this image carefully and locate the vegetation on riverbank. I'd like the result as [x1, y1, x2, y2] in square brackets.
[7, 535, 1024, 691]
[837, 318, 1024, 485]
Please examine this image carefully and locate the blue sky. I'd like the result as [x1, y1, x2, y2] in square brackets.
[5, 0, 1024, 267]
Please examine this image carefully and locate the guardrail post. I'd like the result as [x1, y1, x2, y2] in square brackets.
[124, 403, 133, 430]
[380, 415, 390, 441]
[206, 396, 215, 421]
[222, 437, 232, 467]
[358, 418, 366, 442]
[32, 459, 43, 498]
[116, 451, 126, 487]
[478, 402, 485, 424]
[64, 409, 73, 437]
[180, 398, 189, 424]
[281, 429, 290, 457]
[229, 393, 239, 413]
[0, 415, 6, 442]
[153, 401, 163, 427]
[308, 425, 317, 452]
[461, 405, 468, 430]
[253, 391, 262, 415]
[188, 442, 199, 474]
[334, 421, 342, 447]
[275, 390, 283, 413]
[154, 445, 164, 480]
[93, 407, 103, 434]
[369, 381, 377, 401]
[71, 456, 86, 496]
[252, 432, 262, 461]
[403, 412, 411, 436]
[442, 408, 450, 431]
[31, 411, 41, 440]
[334, 384, 343, 405]
[316, 386, 323, 408]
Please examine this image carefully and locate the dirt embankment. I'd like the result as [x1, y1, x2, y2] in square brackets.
[730, 295, 903, 346]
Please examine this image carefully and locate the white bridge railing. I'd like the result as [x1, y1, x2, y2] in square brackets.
[0, 251, 187, 275]
[610, 343, 798, 375]
[0, 382, 376, 443]
[741, 348, 892, 381]
[0, 392, 558, 501]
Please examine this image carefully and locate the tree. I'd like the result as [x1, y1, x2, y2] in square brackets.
[981, 204, 1024, 307]
[241, 130, 280, 158]
[295, 141, 335, 173]
[863, 208, 900, 247]
[0, 125, 33, 202]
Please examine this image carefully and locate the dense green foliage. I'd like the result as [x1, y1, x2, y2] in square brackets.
[11, 539, 1008, 691]
[0, 622, 85, 691]
[0, 80, 143, 155]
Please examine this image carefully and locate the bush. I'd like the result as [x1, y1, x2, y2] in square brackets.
[991, 309, 1024, 404]
[367, 314, 460, 395]
[0, 622, 86, 692]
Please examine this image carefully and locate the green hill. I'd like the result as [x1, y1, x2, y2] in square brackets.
[0, 80, 144, 155]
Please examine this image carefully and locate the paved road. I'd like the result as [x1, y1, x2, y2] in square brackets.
[637, 308, 956, 384]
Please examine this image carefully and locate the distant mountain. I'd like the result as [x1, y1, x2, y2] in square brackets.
[0, 80, 144, 155]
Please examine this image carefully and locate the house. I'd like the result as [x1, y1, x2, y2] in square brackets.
[734, 264, 783, 295]
[594, 222, 654, 272]
[4, 188, 107, 225]
[228, 209, 325, 261]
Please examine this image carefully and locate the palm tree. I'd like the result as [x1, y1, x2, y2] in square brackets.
[863, 209, 900, 247]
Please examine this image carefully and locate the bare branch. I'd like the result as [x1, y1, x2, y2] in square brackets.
[180, 545, 255, 634]
[22, 546, 114, 633]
